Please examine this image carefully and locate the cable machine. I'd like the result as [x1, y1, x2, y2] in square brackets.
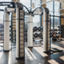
[16, 3, 25, 59]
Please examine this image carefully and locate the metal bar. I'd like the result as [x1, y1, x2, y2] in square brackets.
[53, 0, 55, 30]
[0, 9, 4, 11]
[30, 0, 32, 11]
[19, 8, 20, 57]
[25, 13, 42, 15]
[50, 16, 51, 50]
[0, 2, 14, 3]
[0, 2, 15, 7]
[49, 15, 64, 18]
[33, 7, 42, 12]
[59, 2, 61, 33]
[0, 4, 9, 6]
[40, 14, 42, 26]
[22, 4, 30, 12]
[40, 0, 42, 26]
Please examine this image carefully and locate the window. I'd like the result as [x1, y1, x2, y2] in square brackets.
[47, 0, 60, 29]
[0, 0, 12, 23]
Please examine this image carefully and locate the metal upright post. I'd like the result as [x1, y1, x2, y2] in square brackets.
[30, 0, 32, 11]
[40, 0, 43, 26]
[53, 0, 55, 30]
[59, 2, 61, 32]
[16, 5, 20, 58]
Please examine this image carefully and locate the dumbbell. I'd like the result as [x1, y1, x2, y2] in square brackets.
[33, 33, 43, 39]
[38, 27, 43, 31]
[38, 33, 43, 39]
[33, 26, 38, 32]
[33, 33, 39, 38]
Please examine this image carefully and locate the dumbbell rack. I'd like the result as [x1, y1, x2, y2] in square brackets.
[33, 27, 43, 46]
[61, 25, 64, 38]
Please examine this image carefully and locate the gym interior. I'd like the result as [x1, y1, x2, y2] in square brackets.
[0, 0, 64, 64]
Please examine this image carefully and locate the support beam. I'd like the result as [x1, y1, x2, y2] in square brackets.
[42, 0, 51, 52]
[43, 8, 51, 52]
[42, 0, 46, 25]
[60, 1, 64, 28]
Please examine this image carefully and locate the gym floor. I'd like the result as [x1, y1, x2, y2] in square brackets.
[0, 41, 64, 64]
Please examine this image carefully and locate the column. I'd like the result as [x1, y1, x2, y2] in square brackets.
[60, 0, 64, 9]
[60, 0, 64, 37]
[4, 8, 10, 51]
[43, 8, 50, 52]
[27, 15, 33, 47]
